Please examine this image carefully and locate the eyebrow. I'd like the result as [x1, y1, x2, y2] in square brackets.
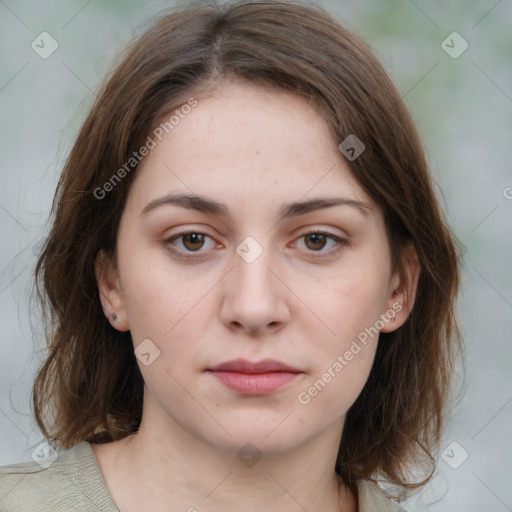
[140, 193, 372, 218]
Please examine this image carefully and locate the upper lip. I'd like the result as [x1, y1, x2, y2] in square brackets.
[207, 358, 302, 374]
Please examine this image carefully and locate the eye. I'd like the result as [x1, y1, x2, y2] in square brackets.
[293, 231, 348, 256]
[164, 229, 347, 260]
[165, 231, 217, 255]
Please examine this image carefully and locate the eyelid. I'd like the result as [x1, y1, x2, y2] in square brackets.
[293, 226, 349, 240]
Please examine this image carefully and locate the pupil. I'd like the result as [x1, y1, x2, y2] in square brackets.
[307, 233, 326, 250]
[185, 233, 204, 250]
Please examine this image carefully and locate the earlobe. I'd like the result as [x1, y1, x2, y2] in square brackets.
[95, 249, 130, 331]
[381, 241, 421, 333]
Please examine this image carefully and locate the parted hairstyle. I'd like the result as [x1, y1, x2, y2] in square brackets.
[33, 0, 462, 498]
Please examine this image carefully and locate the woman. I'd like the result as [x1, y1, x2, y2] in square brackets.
[0, 1, 461, 510]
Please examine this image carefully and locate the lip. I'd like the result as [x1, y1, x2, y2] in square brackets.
[207, 358, 303, 395]
[208, 358, 302, 374]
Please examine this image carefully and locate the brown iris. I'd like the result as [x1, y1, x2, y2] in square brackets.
[304, 233, 328, 251]
[182, 233, 206, 251]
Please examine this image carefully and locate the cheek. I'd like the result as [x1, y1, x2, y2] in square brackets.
[296, 349, 376, 421]
[295, 255, 387, 410]
[297, 286, 382, 416]
[118, 251, 216, 411]
[118, 245, 214, 354]
[311, 256, 389, 347]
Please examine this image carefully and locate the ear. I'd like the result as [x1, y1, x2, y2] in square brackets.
[95, 249, 130, 332]
[380, 240, 421, 333]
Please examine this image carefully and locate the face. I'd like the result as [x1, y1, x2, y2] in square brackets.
[97, 81, 413, 457]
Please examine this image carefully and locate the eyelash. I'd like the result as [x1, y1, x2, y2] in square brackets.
[164, 230, 348, 260]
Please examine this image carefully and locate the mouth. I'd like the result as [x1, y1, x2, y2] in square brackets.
[206, 358, 304, 395]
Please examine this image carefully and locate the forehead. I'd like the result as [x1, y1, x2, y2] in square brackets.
[126, 82, 376, 215]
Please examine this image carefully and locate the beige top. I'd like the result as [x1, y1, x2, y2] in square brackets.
[0, 442, 400, 511]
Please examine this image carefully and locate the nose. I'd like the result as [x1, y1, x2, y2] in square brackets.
[219, 239, 290, 336]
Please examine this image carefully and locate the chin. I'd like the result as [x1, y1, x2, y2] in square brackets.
[206, 417, 317, 457]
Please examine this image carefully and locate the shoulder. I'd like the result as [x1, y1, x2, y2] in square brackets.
[0, 441, 118, 512]
[358, 480, 404, 512]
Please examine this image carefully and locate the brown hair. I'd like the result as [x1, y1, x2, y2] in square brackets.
[33, 0, 462, 497]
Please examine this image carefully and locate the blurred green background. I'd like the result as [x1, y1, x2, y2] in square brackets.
[1, 1, 511, 511]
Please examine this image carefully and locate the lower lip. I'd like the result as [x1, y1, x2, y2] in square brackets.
[208, 371, 301, 395]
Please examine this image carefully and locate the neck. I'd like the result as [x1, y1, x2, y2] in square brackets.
[92, 406, 356, 511]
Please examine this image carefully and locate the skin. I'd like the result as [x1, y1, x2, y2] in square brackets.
[94, 80, 420, 512]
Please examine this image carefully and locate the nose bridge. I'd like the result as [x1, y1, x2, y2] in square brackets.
[220, 234, 288, 332]
[233, 235, 277, 301]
